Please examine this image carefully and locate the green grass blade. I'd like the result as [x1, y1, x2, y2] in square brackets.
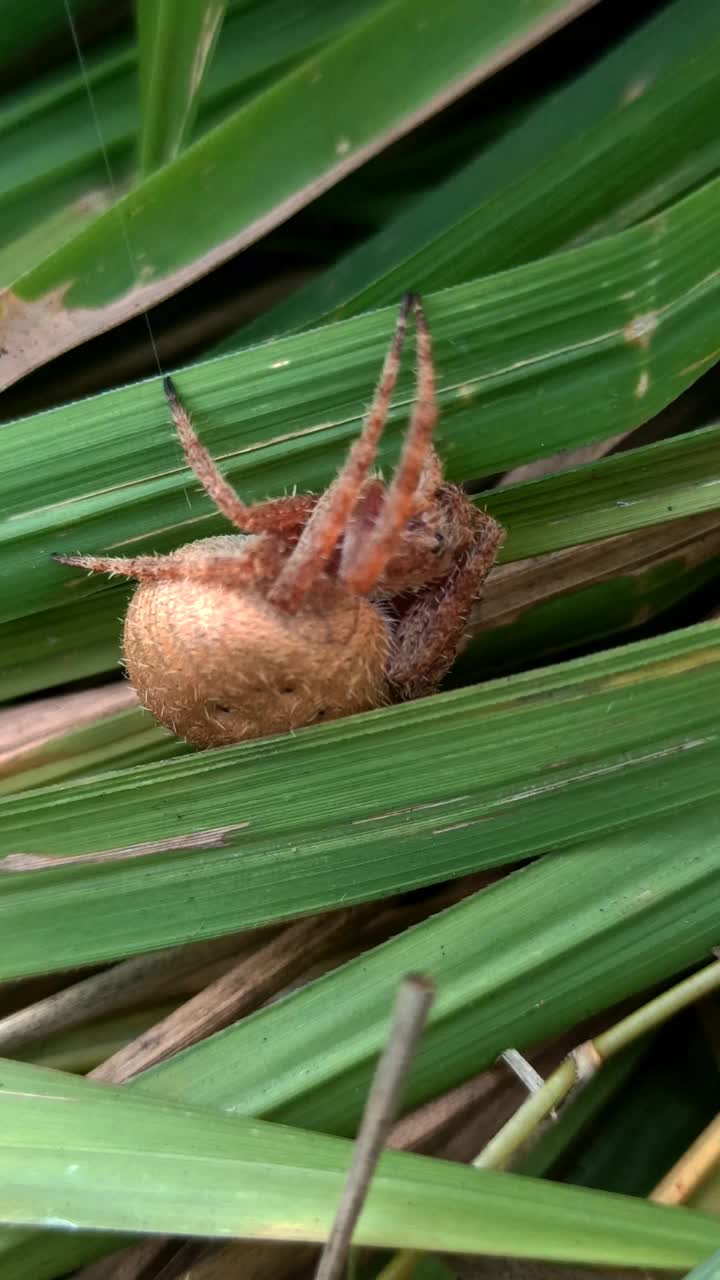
[0, 621, 718, 976]
[137, 0, 227, 175]
[685, 1249, 720, 1279]
[5, 516, 717, 788]
[2, 172, 720, 693]
[139, 792, 720, 1132]
[5, 791, 720, 1277]
[463, 515, 720, 677]
[0, 0, 376, 281]
[4, 174, 720, 637]
[236, 0, 720, 343]
[1, 1058, 719, 1268]
[486, 421, 720, 560]
[0, 0, 602, 385]
[0, 702, 190, 796]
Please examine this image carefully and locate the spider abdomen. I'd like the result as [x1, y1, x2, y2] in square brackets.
[124, 546, 390, 748]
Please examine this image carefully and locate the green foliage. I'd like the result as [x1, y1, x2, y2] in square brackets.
[1, 0, 720, 1273]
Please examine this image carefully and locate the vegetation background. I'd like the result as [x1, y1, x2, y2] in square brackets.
[1, 0, 720, 1276]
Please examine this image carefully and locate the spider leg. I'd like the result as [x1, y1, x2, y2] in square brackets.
[53, 539, 285, 588]
[54, 552, 175, 581]
[342, 295, 437, 595]
[387, 511, 504, 699]
[268, 294, 414, 612]
[164, 377, 316, 540]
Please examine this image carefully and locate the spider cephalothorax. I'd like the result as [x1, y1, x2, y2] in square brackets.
[55, 296, 504, 748]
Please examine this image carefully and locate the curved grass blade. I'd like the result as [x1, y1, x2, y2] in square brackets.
[236, 0, 720, 343]
[3, 1055, 720, 1266]
[0, 1058, 719, 1266]
[0, 0, 381, 282]
[0, 0, 603, 387]
[5, 791, 720, 1277]
[137, 0, 227, 175]
[4, 175, 720, 632]
[0, 620, 718, 976]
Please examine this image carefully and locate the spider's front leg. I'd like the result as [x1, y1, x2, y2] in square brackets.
[164, 376, 317, 542]
[387, 509, 504, 700]
[53, 535, 287, 588]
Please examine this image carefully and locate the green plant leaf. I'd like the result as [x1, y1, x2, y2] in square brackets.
[235, 0, 720, 343]
[485, 422, 720, 561]
[684, 1251, 720, 1280]
[0, 0, 599, 386]
[0, 700, 189, 796]
[461, 513, 720, 678]
[0, 0, 101, 66]
[1, 1056, 719, 1268]
[137, 0, 227, 175]
[0, 0, 381, 281]
[3, 174, 720, 648]
[0, 620, 718, 976]
[5, 789, 720, 1277]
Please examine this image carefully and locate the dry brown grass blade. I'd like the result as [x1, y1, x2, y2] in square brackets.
[73, 1238, 312, 1280]
[497, 433, 629, 487]
[650, 1112, 720, 1206]
[0, 684, 137, 774]
[0, 933, 259, 1054]
[89, 872, 499, 1084]
[89, 910, 363, 1083]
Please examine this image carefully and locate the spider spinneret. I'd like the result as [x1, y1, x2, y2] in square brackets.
[55, 295, 504, 748]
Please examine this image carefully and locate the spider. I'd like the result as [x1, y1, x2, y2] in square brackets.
[55, 296, 504, 748]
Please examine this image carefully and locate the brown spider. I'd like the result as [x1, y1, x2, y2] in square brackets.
[55, 296, 504, 748]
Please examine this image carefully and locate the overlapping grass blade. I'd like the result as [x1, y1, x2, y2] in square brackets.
[237, 0, 720, 342]
[0, 699, 189, 796]
[465, 513, 720, 677]
[488, 421, 720, 560]
[137, 0, 227, 175]
[4, 514, 718, 793]
[0, 0, 379, 282]
[5, 790, 720, 1277]
[4, 174, 720, 634]
[0, 1056, 718, 1268]
[0, 620, 718, 975]
[0, 0, 599, 385]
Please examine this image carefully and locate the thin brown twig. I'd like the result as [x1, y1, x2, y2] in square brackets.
[315, 973, 435, 1280]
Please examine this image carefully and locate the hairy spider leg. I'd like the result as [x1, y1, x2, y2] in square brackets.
[387, 510, 505, 698]
[164, 376, 316, 540]
[342, 296, 438, 595]
[268, 293, 414, 613]
[53, 537, 286, 587]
